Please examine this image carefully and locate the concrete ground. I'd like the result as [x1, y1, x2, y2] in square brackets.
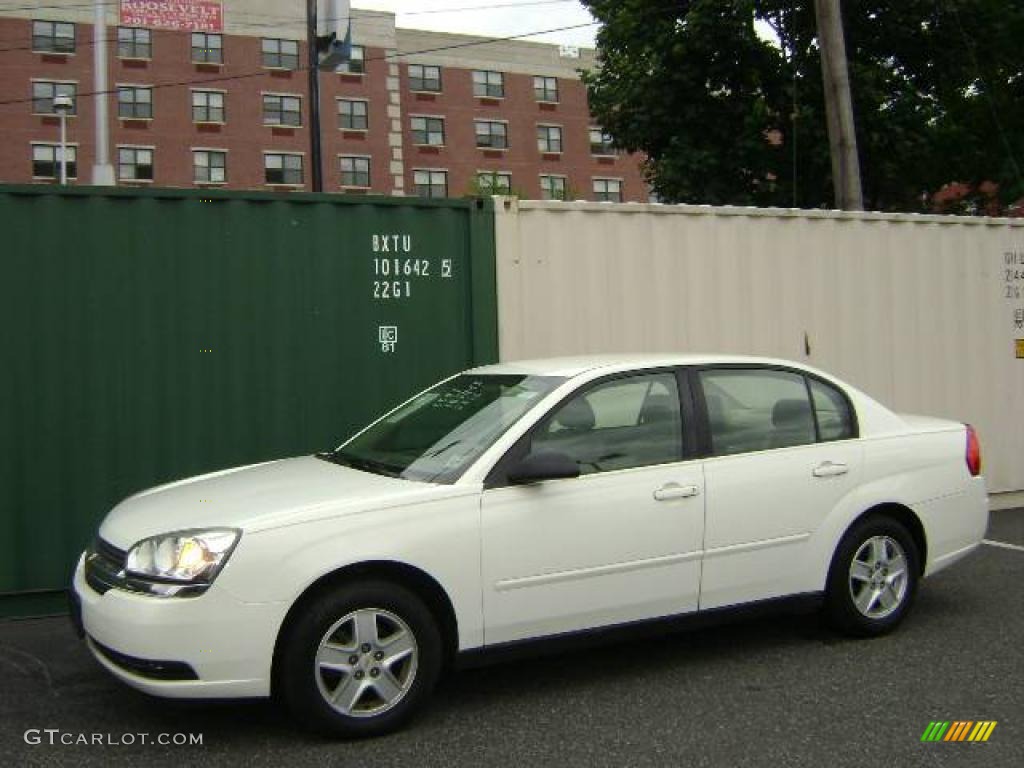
[1, 510, 1021, 768]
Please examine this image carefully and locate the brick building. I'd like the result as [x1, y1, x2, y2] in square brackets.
[0, 0, 648, 201]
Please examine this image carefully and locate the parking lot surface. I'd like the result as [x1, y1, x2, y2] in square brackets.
[1, 510, 1021, 768]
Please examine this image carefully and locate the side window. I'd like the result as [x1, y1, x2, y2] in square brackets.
[699, 369, 814, 455]
[531, 373, 682, 475]
[809, 378, 854, 441]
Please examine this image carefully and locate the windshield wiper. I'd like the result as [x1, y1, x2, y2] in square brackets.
[327, 453, 402, 478]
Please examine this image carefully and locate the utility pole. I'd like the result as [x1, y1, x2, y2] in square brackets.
[307, 0, 324, 192]
[814, 0, 862, 210]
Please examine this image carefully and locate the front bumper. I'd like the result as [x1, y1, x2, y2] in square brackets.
[72, 554, 288, 699]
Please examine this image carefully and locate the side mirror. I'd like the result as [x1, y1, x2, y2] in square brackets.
[507, 451, 580, 484]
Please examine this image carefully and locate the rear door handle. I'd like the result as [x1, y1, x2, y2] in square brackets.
[653, 483, 701, 501]
[812, 461, 849, 478]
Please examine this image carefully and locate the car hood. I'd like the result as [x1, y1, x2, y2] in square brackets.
[98, 456, 451, 549]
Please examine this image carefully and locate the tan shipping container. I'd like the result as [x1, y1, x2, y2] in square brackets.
[495, 199, 1024, 501]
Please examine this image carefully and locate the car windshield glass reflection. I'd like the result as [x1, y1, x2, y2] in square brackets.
[328, 374, 564, 483]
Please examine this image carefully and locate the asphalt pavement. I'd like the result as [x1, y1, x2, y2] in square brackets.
[1, 510, 1021, 768]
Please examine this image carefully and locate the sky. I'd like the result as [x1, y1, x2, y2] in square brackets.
[353, 0, 601, 48]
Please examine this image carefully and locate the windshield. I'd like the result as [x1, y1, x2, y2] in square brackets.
[326, 374, 565, 483]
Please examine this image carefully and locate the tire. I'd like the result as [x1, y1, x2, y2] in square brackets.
[825, 515, 920, 637]
[278, 580, 442, 738]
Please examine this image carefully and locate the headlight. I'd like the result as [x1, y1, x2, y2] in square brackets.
[125, 529, 240, 584]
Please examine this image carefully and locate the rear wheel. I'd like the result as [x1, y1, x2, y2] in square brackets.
[278, 581, 442, 738]
[826, 516, 920, 637]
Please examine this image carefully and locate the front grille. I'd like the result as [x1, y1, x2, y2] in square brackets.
[84, 538, 127, 596]
[90, 638, 199, 681]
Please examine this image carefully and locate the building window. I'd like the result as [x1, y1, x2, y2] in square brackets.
[540, 175, 567, 200]
[193, 150, 227, 184]
[32, 81, 76, 115]
[118, 147, 154, 181]
[537, 124, 563, 153]
[32, 144, 76, 179]
[408, 64, 441, 92]
[341, 44, 365, 74]
[263, 94, 302, 127]
[340, 156, 371, 188]
[117, 27, 151, 59]
[411, 116, 445, 146]
[265, 153, 304, 185]
[262, 38, 299, 69]
[593, 178, 623, 202]
[474, 120, 508, 149]
[414, 169, 447, 198]
[32, 20, 75, 53]
[533, 76, 558, 102]
[590, 127, 617, 155]
[192, 90, 225, 123]
[118, 86, 153, 119]
[191, 32, 223, 63]
[472, 70, 504, 98]
[477, 172, 512, 194]
[338, 99, 368, 130]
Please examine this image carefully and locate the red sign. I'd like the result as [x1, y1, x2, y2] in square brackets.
[120, 1, 224, 32]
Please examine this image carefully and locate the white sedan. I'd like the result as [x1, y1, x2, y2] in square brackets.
[71, 356, 988, 737]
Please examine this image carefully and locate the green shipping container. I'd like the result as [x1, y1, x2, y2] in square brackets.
[0, 185, 498, 617]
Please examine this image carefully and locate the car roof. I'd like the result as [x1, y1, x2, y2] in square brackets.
[467, 354, 814, 379]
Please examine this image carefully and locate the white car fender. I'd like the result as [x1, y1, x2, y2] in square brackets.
[214, 491, 485, 650]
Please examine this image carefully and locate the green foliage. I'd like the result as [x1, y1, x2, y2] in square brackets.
[581, 0, 1024, 213]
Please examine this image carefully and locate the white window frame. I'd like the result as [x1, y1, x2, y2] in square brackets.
[32, 20, 75, 55]
[476, 170, 513, 194]
[191, 88, 226, 124]
[262, 92, 303, 127]
[116, 83, 153, 120]
[593, 177, 624, 202]
[533, 75, 559, 103]
[31, 79, 78, 116]
[474, 119, 509, 150]
[539, 174, 568, 201]
[338, 98, 369, 131]
[31, 142, 79, 180]
[192, 147, 228, 185]
[413, 168, 448, 198]
[263, 151, 305, 187]
[408, 63, 442, 93]
[191, 32, 223, 64]
[117, 144, 155, 183]
[410, 114, 446, 147]
[472, 70, 504, 98]
[117, 27, 152, 60]
[339, 154, 372, 189]
[261, 38, 299, 70]
[537, 123, 563, 154]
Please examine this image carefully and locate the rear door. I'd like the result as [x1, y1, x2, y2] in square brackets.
[694, 366, 863, 609]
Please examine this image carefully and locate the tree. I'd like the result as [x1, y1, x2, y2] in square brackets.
[581, 0, 1024, 214]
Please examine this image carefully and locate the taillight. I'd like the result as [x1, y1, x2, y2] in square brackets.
[965, 424, 982, 477]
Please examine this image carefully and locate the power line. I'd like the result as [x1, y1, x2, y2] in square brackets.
[0, 0, 587, 50]
[0, 19, 600, 108]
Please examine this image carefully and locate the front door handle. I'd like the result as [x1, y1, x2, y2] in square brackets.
[812, 461, 849, 478]
[653, 483, 701, 501]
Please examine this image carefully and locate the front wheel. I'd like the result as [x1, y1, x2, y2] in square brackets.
[278, 581, 442, 738]
[825, 516, 920, 637]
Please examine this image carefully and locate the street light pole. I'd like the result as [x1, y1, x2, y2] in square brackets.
[53, 94, 73, 185]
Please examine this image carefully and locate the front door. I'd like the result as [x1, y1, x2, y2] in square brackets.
[480, 370, 705, 645]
